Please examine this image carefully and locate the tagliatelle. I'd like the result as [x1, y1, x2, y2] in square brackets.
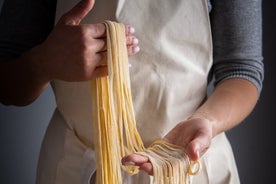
[91, 20, 200, 184]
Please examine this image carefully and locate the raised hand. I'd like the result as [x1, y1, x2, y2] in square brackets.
[29, 0, 139, 82]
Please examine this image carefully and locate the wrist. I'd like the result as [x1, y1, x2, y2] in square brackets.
[188, 111, 219, 138]
[22, 44, 51, 85]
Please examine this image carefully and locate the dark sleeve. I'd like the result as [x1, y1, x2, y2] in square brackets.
[0, 0, 57, 58]
[210, 0, 264, 93]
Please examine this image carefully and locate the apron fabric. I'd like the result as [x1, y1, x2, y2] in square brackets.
[36, 0, 240, 183]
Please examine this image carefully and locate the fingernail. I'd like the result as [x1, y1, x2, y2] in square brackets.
[124, 161, 135, 166]
[196, 150, 200, 159]
[129, 26, 135, 34]
[133, 46, 140, 53]
[133, 38, 139, 44]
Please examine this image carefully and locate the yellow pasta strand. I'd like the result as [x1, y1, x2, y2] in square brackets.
[91, 20, 200, 184]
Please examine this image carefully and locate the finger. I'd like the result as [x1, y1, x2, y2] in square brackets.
[92, 66, 108, 78]
[186, 142, 200, 161]
[139, 162, 153, 175]
[125, 25, 136, 35]
[86, 51, 106, 68]
[126, 36, 139, 46]
[122, 154, 149, 165]
[86, 24, 106, 39]
[83, 52, 106, 79]
[84, 38, 105, 54]
[186, 134, 211, 161]
[58, 0, 95, 25]
[96, 51, 107, 66]
[127, 45, 140, 56]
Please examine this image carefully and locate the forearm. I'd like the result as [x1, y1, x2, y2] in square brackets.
[191, 78, 259, 137]
[0, 52, 49, 106]
[0, 23, 138, 106]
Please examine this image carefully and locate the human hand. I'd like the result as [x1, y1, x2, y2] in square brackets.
[121, 117, 213, 175]
[28, 0, 139, 82]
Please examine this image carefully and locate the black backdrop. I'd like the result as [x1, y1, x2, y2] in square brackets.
[0, 1, 275, 183]
[226, 1, 276, 183]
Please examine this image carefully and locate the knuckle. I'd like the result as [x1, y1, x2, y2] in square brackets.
[79, 26, 89, 38]
[79, 54, 102, 80]
[90, 24, 105, 36]
[59, 13, 80, 25]
[90, 26, 99, 36]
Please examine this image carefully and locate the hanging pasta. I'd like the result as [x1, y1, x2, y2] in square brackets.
[91, 20, 200, 184]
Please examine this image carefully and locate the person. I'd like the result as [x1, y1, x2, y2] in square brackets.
[0, 0, 263, 183]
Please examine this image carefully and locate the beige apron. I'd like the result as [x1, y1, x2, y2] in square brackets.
[36, 0, 240, 183]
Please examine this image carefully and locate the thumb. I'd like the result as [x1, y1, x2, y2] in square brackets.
[58, 0, 95, 25]
[186, 134, 211, 161]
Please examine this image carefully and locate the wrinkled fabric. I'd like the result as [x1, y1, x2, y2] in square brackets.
[37, 0, 240, 183]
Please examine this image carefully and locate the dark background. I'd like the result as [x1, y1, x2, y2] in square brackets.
[0, 1, 275, 183]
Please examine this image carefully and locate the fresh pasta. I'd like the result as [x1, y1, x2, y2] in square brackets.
[91, 20, 200, 184]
